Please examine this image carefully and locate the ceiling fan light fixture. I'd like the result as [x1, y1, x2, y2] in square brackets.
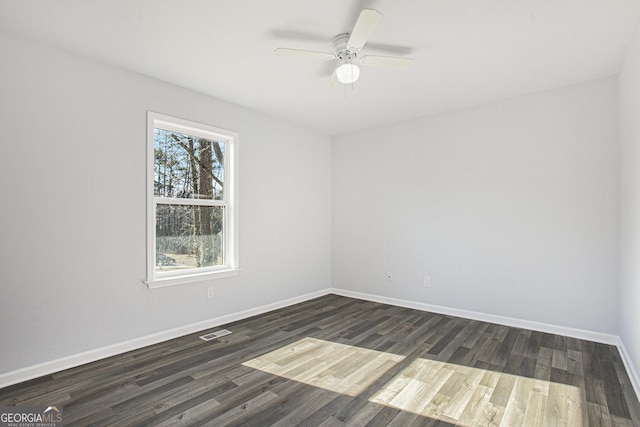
[274, 9, 413, 89]
[336, 63, 360, 84]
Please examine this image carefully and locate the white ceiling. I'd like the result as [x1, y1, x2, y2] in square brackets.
[1, 0, 640, 135]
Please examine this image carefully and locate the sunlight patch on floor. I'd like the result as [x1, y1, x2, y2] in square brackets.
[244, 338, 584, 426]
[242, 337, 405, 396]
[370, 358, 584, 426]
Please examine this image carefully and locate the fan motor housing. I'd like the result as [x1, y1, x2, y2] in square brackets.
[333, 33, 356, 61]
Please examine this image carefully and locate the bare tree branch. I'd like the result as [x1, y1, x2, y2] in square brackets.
[170, 134, 224, 189]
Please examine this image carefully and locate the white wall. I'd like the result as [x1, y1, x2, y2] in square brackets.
[0, 23, 632, 385]
[333, 78, 618, 334]
[619, 21, 640, 388]
[0, 30, 332, 374]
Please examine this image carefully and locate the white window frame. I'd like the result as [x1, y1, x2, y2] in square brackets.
[145, 112, 239, 289]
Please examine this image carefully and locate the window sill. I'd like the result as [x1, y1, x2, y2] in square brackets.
[145, 269, 240, 289]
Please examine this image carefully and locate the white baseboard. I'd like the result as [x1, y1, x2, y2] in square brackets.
[0, 288, 331, 389]
[617, 337, 640, 401]
[331, 288, 639, 400]
[2, 287, 638, 404]
[330, 288, 619, 345]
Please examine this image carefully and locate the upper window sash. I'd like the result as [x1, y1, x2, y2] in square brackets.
[153, 117, 233, 147]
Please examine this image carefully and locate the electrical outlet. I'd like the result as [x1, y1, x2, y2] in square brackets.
[424, 276, 431, 287]
[387, 272, 393, 281]
[207, 287, 215, 299]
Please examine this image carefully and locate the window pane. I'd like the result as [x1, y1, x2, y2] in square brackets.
[154, 128, 225, 200]
[155, 204, 224, 272]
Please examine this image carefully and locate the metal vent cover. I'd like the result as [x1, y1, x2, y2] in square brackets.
[199, 329, 232, 341]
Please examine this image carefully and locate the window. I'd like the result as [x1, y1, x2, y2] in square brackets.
[146, 112, 238, 288]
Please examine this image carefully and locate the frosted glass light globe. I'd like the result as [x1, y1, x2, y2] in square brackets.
[336, 63, 360, 84]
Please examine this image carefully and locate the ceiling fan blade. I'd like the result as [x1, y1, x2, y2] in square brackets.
[274, 48, 336, 61]
[326, 71, 340, 89]
[360, 55, 414, 69]
[347, 9, 383, 52]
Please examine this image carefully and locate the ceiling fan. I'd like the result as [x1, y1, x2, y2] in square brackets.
[274, 9, 414, 87]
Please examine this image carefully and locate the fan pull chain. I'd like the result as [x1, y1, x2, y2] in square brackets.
[343, 57, 355, 104]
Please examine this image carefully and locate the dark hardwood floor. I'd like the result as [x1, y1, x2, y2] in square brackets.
[1, 294, 639, 426]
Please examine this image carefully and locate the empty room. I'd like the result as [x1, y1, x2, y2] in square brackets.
[1, 0, 640, 425]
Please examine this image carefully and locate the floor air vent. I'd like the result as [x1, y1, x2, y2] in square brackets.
[199, 329, 232, 341]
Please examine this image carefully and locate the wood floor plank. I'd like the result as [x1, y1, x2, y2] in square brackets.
[457, 383, 504, 427]
[461, 321, 491, 350]
[297, 393, 354, 426]
[523, 331, 544, 360]
[0, 294, 638, 426]
[533, 346, 553, 381]
[364, 405, 401, 426]
[132, 383, 229, 426]
[334, 400, 382, 426]
[387, 409, 422, 426]
[503, 351, 525, 376]
[587, 401, 613, 427]
[499, 376, 530, 426]
[439, 368, 485, 420]
[65, 407, 116, 427]
[491, 328, 520, 368]
[489, 371, 516, 408]
[202, 390, 277, 426]
[567, 348, 584, 376]
[510, 329, 532, 356]
[521, 379, 550, 427]
[153, 396, 222, 427]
